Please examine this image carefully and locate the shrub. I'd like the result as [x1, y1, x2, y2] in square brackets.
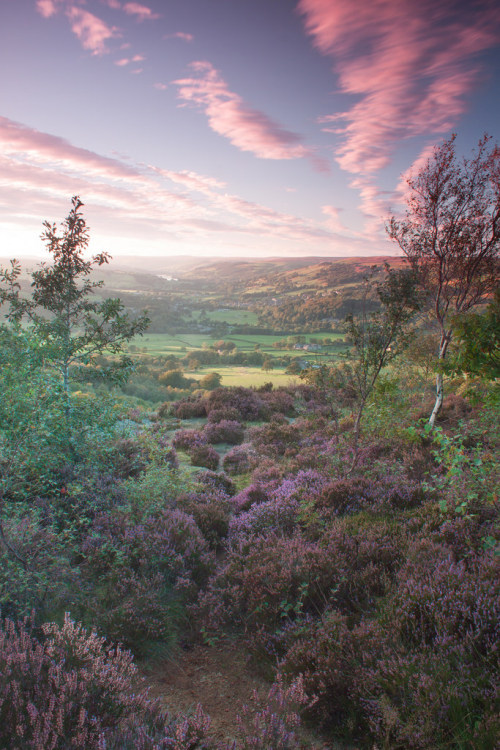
[223, 444, 258, 475]
[178, 490, 233, 551]
[207, 406, 242, 423]
[0, 614, 153, 749]
[196, 533, 340, 638]
[203, 420, 244, 445]
[0, 515, 76, 621]
[206, 387, 264, 421]
[190, 444, 220, 470]
[248, 422, 299, 459]
[171, 398, 208, 419]
[0, 615, 219, 750]
[110, 437, 147, 478]
[278, 612, 384, 731]
[81, 509, 214, 653]
[231, 483, 270, 512]
[194, 470, 236, 496]
[173, 428, 205, 451]
[259, 389, 296, 418]
[386, 540, 500, 654]
[232, 675, 308, 750]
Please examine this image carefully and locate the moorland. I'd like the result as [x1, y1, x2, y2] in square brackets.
[0, 235, 498, 746]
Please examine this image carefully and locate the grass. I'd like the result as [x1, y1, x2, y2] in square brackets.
[130, 332, 345, 357]
[190, 367, 301, 388]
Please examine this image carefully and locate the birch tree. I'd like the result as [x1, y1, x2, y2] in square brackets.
[388, 135, 499, 425]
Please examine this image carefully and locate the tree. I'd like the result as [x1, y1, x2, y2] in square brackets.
[447, 287, 500, 380]
[388, 134, 499, 425]
[199, 371, 222, 390]
[342, 265, 420, 455]
[0, 197, 149, 403]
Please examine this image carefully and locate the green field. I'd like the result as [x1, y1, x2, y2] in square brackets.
[130, 331, 345, 357]
[204, 309, 258, 325]
[191, 367, 301, 388]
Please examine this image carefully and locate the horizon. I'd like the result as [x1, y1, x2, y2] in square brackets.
[1, 1, 499, 259]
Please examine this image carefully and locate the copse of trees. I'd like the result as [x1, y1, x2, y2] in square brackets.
[388, 134, 499, 424]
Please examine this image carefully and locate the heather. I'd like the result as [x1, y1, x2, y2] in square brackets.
[1, 238, 499, 747]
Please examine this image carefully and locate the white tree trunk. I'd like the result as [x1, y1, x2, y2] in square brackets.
[429, 331, 451, 427]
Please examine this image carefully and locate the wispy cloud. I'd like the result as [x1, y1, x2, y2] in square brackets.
[1, 116, 362, 256]
[173, 61, 329, 170]
[298, 0, 500, 176]
[171, 32, 194, 42]
[65, 6, 120, 55]
[122, 2, 160, 22]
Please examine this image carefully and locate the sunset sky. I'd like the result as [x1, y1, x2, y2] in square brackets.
[1, 0, 499, 259]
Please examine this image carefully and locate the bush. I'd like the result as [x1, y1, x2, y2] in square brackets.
[190, 444, 220, 470]
[0, 515, 76, 621]
[194, 470, 236, 496]
[0, 614, 153, 749]
[278, 612, 383, 731]
[203, 420, 244, 445]
[171, 398, 208, 419]
[178, 489, 233, 551]
[81, 509, 214, 654]
[222, 444, 257, 475]
[0, 615, 219, 750]
[173, 428, 205, 451]
[206, 387, 264, 421]
[207, 406, 242, 423]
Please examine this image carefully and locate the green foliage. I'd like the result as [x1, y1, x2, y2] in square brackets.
[447, 288, 500, 379]
[198, 371, 222, 390]
[0, 197, 149, 396]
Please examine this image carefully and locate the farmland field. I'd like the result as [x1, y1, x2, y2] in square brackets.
[190, 367, 301, 388]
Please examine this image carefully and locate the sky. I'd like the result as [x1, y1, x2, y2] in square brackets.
[1, 0, 499, 260]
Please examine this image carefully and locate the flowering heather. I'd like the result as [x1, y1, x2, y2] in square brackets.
[231, 483, 270, 512]
[206, 387, 265, 421]
[231, 675, 309, 750]
[0, 614, 153, 749]
[195, 469, 236, 496]
[189, 443, 220, 470]
[207, 406, 242, 423]
[172, 428, 206, 451]
[203, 420, 244, 445]
[388, 540, 500, 654]
[196, 532, 345, 636]
[222, 444, 258, 475]
[171, 398, 208, 419]
[178, 489, 233, 551]
[228, 495, 299, 543]
[81, 509, 214, 652]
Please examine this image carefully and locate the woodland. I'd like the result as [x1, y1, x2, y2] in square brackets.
[0, 136, 498, 749]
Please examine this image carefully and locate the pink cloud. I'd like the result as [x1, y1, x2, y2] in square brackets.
[153, 82, 168, 90]
[115, 57, 130, 66]
[122, 2, 160, 21]
[151, 167, 226, 194]
[322, 205, 344, 234]
[173, 32, 194, 42]
[66, 6, 120, 55]
[35, 0, 60, 18]
[298, 0, 500, 176]
[173, 61, 328, 170]
[0, 116, 141, 181]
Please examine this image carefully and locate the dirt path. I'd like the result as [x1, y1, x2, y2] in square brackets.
[141, 641, 339, 748]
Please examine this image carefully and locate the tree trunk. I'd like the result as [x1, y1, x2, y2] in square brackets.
[429, 370, 444, 427]
[428, 330, 451, 427]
